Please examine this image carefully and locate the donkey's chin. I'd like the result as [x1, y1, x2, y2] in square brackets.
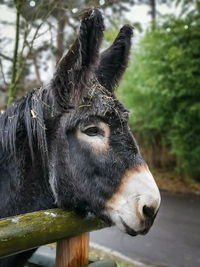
[101, 210, 151, 237]
[119, 217, 151, 236]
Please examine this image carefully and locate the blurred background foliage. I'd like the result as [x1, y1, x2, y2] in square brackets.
[119, 0, 200, 180]
[0, 0, 199, 182]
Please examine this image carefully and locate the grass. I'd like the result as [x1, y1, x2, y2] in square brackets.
[89, 247, 134, 267]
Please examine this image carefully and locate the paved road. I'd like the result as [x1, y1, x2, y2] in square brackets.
[90, 191, 200, 267]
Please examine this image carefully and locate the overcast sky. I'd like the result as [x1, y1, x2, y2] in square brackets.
[0, 2, 177, 47]
[0, 2, 177, 83]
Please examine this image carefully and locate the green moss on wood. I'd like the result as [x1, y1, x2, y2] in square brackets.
[0, 209, 107, 258]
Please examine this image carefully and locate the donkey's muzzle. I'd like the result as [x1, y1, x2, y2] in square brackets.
[142, 206, 158, 234]
[143, 205, 155, 219]
[120, 205, 158, 237]
[104, 164, 161, 236]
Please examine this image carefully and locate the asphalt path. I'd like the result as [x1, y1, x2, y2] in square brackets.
[90, 191, 200, 267]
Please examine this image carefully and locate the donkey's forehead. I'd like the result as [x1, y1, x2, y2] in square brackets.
[63, 82, 129, 128]
[86, 79, 129, 118]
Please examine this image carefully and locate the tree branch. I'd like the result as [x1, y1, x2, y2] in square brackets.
[7, 0, 56, 106]
[0, 59, 8, 88]
[7, 0, 21, 106]
[0, 53, 12, 62]
[31, 53, 42, 84]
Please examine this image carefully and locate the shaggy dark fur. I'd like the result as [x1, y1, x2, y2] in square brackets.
[0, 9, 144, 267]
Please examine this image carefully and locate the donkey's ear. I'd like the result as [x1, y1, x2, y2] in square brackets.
[96, 25, 133, 92]
[52, 9, 104, 110]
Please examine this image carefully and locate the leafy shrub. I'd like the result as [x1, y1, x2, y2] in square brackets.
[119, 10, 200, 179]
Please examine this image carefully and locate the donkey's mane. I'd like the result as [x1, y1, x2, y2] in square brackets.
[0, 87, 51, 161]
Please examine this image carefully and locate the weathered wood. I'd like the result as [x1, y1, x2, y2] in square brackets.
[56, 233, 89, 267]
[0, 209, 106, 258]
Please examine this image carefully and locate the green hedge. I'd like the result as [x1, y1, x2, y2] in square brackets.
[119, 9, 200, 179]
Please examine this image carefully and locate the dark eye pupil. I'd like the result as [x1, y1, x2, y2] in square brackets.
[84, 127, 99, 136]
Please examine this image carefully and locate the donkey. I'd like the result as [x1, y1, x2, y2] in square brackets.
[0, 9, 161, 267]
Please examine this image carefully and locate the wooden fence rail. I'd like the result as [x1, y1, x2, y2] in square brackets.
[0, 209, 106, 266]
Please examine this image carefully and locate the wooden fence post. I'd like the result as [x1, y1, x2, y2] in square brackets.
[56, 233, 89, 267]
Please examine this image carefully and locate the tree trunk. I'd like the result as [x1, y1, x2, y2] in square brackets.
[32, 54, 42, 84]
[7, 0, 21, 107]
[150, 0, 156, 30]
[56, 8, 66, 64]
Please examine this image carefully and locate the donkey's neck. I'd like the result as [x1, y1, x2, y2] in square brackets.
[0, 147, 55, 219]
[0, 87, 57, 219]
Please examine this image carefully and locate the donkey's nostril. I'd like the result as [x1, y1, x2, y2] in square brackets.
[143, 205, 155, 219]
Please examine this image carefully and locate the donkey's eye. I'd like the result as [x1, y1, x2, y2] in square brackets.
[83, 126, 101, 136]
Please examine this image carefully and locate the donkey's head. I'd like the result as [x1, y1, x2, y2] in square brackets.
[48, 9, 161, 236]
